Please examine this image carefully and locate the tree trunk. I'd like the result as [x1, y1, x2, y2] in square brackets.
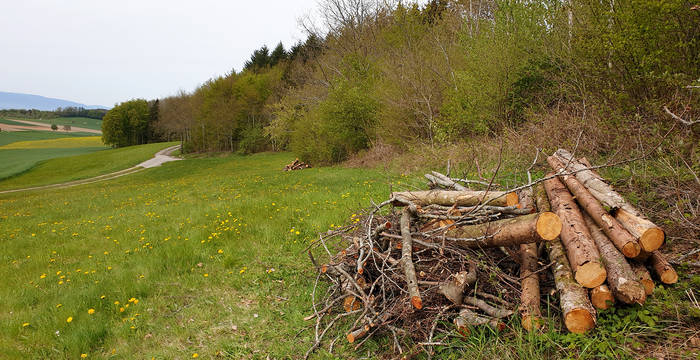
[649, 251, 678, 284]
[548, 156, 641, 258]
[392, 190, 517, 207]
[630, 262, 654, 295]
[583, 213, 646, 304]
[400, 207, 422, 309]
[444, 212, 561, 248]
[547, 226, 597, 333]
[543, 174, 606, 288]
[553, 149, 665, 252]
[453, 308, 505, 335]
[590, 284, 615, 310]
[516, 188, 541, 330]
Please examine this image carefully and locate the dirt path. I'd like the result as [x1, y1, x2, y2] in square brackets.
[0, 145, 181, 195]
[4, 118, 102, 134]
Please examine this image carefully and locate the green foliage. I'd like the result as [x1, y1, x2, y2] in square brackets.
[101, 99, 151, 147]
[50, 123, 58, 131]
[290, 59, 378, 164]
[437, 0, 554, 141]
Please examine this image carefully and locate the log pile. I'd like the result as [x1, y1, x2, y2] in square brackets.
[304, 148, 679, 357]
[283, 158, 312, 171]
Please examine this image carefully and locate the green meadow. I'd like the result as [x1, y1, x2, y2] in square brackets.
[0, 143, 696, 359]
[0, 130, 95, 147]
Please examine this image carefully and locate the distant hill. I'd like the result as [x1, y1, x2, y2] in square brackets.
[0, 91, 107, 111]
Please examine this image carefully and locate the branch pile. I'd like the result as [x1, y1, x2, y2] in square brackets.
[304, 148, 678, 357]
[283, 158, 312, 171]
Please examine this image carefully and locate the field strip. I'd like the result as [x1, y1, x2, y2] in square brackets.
[6, 118, 102, 134]
[0, 145, 181, 194]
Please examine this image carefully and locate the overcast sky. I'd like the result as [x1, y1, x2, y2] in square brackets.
[0, 0, 320, 107]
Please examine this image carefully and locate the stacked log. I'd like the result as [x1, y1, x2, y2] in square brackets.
[546, 149, 679, 303]
[283, 158, 312, 171]
[305, 151, 679, 356]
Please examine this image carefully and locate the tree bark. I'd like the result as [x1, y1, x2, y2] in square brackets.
[590, 284, 615, 310]
[425, 171, 467, 191]
[649, 251, 678, 284]
[453, 308, 505, 335]
[548, 155, 641, 258]
[517, 186, 541, 330]
[543, 175, 606, 288]
[583, 213, 646, 304]
[392, 190, 517, 207]
[536, 181, 596, 333]
[438, 263, 477, 305]
[444, 212, 561, 248]
[400, 207, 422, 309]
[547, 226, 597, 333]
[630, 262, 655, 295]
[553, 149, 665, 252]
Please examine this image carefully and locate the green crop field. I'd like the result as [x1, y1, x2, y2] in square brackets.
[0, 142, 175, 190]
[0, 136, 108, 181]
[0, 148, 695, 359]
[21, 117, 103, 131]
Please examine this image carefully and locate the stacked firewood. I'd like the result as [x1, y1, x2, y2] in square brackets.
[542, 149, 677, 333]
[304, 148, 678, 357]
[283, 159, 312, 171]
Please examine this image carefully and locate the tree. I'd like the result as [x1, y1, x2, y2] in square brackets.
[101, 99, 150, 147]
[51, 123, 58, 131]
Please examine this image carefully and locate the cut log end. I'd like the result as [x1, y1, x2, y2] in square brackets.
[590, 285, 615, 310]
[639, 228, 665, 253]
[574, 262, 607, 288]
[506, 192, 519, 207]
[411, 296, 423, 310]
[565, 309, 596, 334]
[622, 242, 642, 258]
[521, 315, 542, 331]
[536, 212, 562, 241]
[660, 270, 678, 284]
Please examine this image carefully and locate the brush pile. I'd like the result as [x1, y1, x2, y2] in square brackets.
[304, 148, 678, 357]
[283, 159, 312, 171]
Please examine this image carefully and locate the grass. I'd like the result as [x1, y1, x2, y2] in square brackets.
[0, 130, 96, 147]
[0, 150, 696, 359]
[0, 142, 175, 190]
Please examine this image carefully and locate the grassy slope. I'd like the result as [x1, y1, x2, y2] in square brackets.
[0, 152, 400, 359]
[0, 151, 696, 359]
[0, 142, 176, 190]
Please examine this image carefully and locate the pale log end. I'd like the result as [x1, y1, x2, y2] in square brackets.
[590, 285, 615, 310]
[639, 228, 665, 253]
[575, 262, 607, 288]
[536, 212, 562, 241]
[622, 241, 642, 258]
[565, 309, 596, 333]
[506, 192, 519, 207]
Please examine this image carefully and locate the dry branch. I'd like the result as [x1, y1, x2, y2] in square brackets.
[392, 189, 518, 207]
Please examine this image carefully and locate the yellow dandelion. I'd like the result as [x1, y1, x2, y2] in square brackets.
[81, 354, 87, 358]
[192, 354, 199, 358]
[203, 273, 209, 277]
[66, 316, 73, 323]
[114, 301, 120, 305]
[119, 307, 125, 312]
[56, 303, 62, 308]
[22, 322, 29, 327]
[217, 249, 223, 254]
[40, 274, 46, 279]
[88, 309, 95, 315]
[100, 295, 106, 299]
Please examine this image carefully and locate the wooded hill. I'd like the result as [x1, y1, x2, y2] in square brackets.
[101, 0, 699, 163]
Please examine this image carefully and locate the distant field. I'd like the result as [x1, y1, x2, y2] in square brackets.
[0, 136, 105, 150]
[0, 118, 33, 126]
[0, 130, 96, 147]
[20, 117, 103, 131]
[0, 142, 174, 190]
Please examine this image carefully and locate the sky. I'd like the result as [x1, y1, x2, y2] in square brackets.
[0, 0, 320, 107]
